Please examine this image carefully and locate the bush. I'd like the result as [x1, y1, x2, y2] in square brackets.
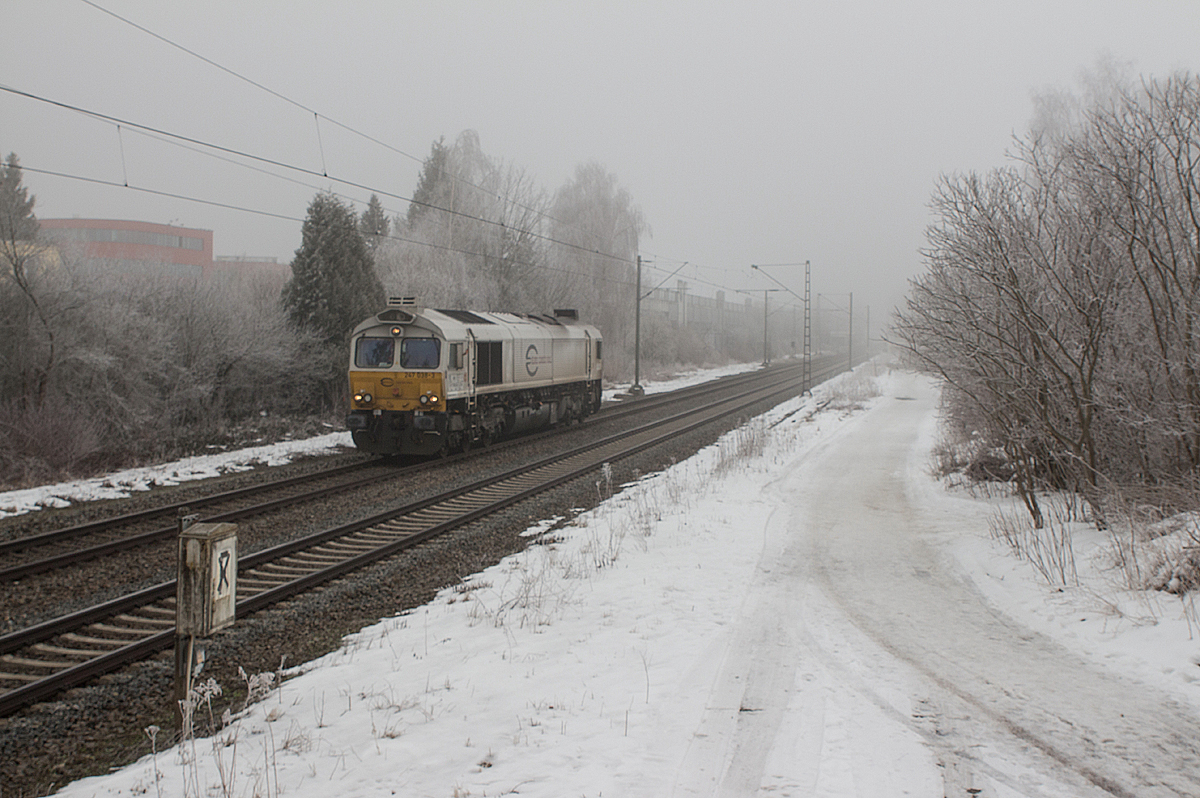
[0, 259, 335, 486]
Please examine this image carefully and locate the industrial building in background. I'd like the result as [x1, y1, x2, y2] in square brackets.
[38, 218, 289, 284]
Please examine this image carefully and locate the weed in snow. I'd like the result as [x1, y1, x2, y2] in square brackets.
[989, 501, 1078, 586]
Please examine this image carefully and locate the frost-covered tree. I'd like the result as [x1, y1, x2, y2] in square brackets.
[359, 193, 391, 256]
[406, 136, 450, 227]
[0, 153, 38, 243]
[894, 69, 1200, 521]
[480, 162, 550, 309]
[0, 153, 61, 411]
[549, 162, 648, 371]
[282, 191, 384, 346]
[380, 131, 550, 311]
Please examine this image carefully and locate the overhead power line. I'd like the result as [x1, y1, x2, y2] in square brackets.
[23, 3, 785, 301]
[0, 83, 636, 267]
[23, 149, 800, 304]
[14, 162, 642, 290]
[77, 0, 585, 232]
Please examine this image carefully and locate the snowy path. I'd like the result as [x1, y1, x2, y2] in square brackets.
[678, 374, 1200, 796]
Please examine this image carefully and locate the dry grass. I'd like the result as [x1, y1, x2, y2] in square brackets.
[989, 501, 1078, 586]
[823, 371, 881, 408]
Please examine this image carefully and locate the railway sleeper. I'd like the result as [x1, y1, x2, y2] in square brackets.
[321, 542, 380, 554]
[347, 533, 396, 544]
[91, 623, 159, 638]
[238, 575, 290, 588]
[371, 525, 422, 537]
[0, 671, 43, 683]
[376, 520, 422, 531]
[286, 552, 344, 565]
[1, 655, 80, 670]
[260, 563, 317, 576]
[114, 613, 175, 628]
[31, 643, 97, 658]
[61, 633, 135, 648]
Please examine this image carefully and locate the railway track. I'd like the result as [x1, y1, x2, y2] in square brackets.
[0, 359, 838, 717]
[0, 361, 823, 583]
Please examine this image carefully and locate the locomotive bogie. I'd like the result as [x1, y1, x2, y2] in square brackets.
[345, 302, 602, 456]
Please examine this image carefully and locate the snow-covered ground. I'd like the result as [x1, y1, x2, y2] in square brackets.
[0, 432, 354, 519]
[28, 363, 1200, 796]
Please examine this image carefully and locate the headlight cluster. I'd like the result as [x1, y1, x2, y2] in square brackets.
[418, 392, 439, 405]
[354, 391, 373, 404]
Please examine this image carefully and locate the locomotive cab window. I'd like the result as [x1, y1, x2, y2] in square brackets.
[401, 338, 441, 369]
[355, 337, 394, 368]
[596, 341, 602, 360]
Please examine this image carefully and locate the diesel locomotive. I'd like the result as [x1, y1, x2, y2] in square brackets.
[345, 298, 603, 456]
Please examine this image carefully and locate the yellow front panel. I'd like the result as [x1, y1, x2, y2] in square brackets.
[350, 371, 445, 411]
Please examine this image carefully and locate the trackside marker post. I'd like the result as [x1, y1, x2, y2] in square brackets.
[174, 511, 237, 724]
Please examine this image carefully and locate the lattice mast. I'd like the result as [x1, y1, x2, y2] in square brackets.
[803, 260, 812, 394]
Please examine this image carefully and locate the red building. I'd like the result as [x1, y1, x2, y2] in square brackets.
[39, 218, 214, 279]
[38, 219, 288, 285]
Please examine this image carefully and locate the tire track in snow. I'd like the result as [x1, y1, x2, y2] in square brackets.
[670, 404, 945, 796]
[803, 376, 1200, 797]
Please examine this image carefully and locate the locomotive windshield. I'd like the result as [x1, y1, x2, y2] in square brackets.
[401, 338, 441, 369]
[355, 337, 394, 368]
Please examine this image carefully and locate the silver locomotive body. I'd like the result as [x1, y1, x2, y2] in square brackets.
[346, 300, 602, 456]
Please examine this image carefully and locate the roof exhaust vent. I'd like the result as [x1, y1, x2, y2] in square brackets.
[389, 296, 418, 308]
[553, 309, 578, 320]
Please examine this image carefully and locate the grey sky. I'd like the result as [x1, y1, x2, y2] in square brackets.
[3, 0, 1199, 334]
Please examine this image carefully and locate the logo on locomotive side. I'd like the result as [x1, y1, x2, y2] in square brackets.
[525, 344, 552, 377]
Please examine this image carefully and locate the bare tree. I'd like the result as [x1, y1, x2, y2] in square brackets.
[895, 70, 1200, 523]
[549, 161, 648, 374]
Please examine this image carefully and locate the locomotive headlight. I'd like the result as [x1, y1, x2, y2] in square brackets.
[354, 392, 372, 404]
[363, 393, 372, 403]
[419, 394, 429, 405]
[390, 326, 402, 336]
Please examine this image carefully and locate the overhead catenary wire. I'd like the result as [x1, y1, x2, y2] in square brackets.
[72, 0, 755, 286]
[5, 87, 776, 302]
[13, 162, 638, 291]
[0, 82, 639, 269]
[76, 0, 586, 234]
[21, 156, 805, 323]
[14, 4, 807, 304]
[17, 148, 767, 304]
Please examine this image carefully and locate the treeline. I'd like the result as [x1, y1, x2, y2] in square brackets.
[369, 132, 652, 376]
[893, 71, 1200, 525]
[0, 132, 734, 486]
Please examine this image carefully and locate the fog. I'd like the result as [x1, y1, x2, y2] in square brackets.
[3, 0, 1198, 337]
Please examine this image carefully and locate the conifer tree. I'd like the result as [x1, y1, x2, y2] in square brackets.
[406, 136, 449, 227]
[282, 191, 384, 346]
[0, 153, 38, 243]
[358, 193, 390, 253]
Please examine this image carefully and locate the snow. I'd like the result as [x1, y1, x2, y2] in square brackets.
[601, 361, 762, 402]
[19, 363, 1200, 796]
[0, 433, 354, 519]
